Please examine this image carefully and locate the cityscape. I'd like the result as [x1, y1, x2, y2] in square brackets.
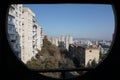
[7, 4, 114, 78]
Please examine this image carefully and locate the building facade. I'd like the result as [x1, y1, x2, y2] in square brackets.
[69, 44, 100, 67]
[8, 5, 43, 63]
[33, 23, 43, 55]
[8, 4, 23, 58]
[51, 37, 59, 46]
[65, 35, 73, 50]
[22, 7, 35, 63]
[85, 48, 100, 66]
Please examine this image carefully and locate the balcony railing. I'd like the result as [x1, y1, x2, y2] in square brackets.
[9, 11, 15, 17]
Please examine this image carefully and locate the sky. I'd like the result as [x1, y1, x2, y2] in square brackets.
[23, 4, 115, 40]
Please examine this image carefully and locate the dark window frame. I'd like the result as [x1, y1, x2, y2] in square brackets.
[3, 1, 118, 80]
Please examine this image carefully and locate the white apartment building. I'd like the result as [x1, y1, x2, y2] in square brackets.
[65, 35, 73, 50]
[22, 7, 43, 63]
[8, 4, 23, 58]
[51, 37, 59, 46]
[33, 23, 43, 55]
[22, 7, 35, 63]
[85, 48, 100, 66]
[69, 44, 100, 67]
[58, 35, 65, 47]
[59, 35, 65, 42]
[8, 5, 43, 63]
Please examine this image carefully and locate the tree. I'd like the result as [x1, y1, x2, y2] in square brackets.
[87, 61, 91, 68]
[44, 56, 59, 69]
[66, 58, 75, 68]
[26, 57, 45, 69]
[91, 59, 97, 67]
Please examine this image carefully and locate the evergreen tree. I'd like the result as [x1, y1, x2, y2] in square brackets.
[91, 59, 97, 67]
[87, 61, 91, 68]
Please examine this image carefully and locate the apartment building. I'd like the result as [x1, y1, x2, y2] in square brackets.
[22, 7, 43, 63]
[49, 35, 73, 49]
[8, 4, 23, 58]
[8, 5, 43, 63]
[69, 44, 100, 67]
[21, 7, 35, 63]
[33, 23, 43, 55]
[85, 46, 99, 66]
[51, 37, 59, 46]
[65, 35, 73, 50]
[58, 35, 65, 47]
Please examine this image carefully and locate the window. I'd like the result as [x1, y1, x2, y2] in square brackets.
[8, 16, 14, 22]
[19, 6, 21, 12]
[89, 50, 92, 52]
[9, 7, 14, 13]
[19, 21, 21, 26]
[8, 25, 13, 32]
[15, 44, 19, 49]
[19, 14, 21, 18]
[16, 20, 18, 25]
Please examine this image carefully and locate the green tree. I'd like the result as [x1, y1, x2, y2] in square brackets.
[66, 58, 75, 68]
[44, 56, 59, 69]
[87, 61, 91, 68]
[91, 59, 97, 67]
[26, 57, 45, 69]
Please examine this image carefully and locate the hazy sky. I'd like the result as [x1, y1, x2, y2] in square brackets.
[23, 4, 115, 40]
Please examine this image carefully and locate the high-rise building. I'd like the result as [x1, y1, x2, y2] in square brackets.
[33, 23, 43, 55]
[51, 37, 59, 46]
[22, 7, 36, 63]
[8, 4, 23, 58]
[65, 35, 73, 50]
[58, 35, 65, 47]
[8, 5, 43, 63]
[59, 35, 65, 42]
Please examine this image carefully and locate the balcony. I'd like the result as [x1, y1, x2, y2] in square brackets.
[33, 32, 37, 36]
[33, 40, 36, 45]
[11, 5, 15, 9]
[9, 34, 16, 41]
[8, 20, 15, 25]
[8, 29, 16, 35]
[9, 11, 15, 17]
[33, 18, 36, 22]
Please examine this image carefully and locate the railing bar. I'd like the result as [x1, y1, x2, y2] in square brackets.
[30, 68, 95, 73]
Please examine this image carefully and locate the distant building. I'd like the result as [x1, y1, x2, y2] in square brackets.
[69, 44, 100, 67]
[99, 45, 109, 55]
[51, 37, 59, 46]
[58, 35, 65, 47]
[59, 35, 65, 42]
[65, 35, 73, 50]
[85, 47, 100, 66]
